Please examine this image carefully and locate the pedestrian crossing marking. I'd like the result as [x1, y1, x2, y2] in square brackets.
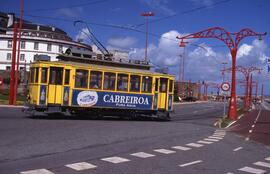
[65, 162, 97, 171]
[130, 152, 155, 158]
[101, 156, 130, 164]
[154, 149, 176, 154]
[20, 169, 54, 174]
[172, 146, 191, 151]
[238, 166, 266, 174]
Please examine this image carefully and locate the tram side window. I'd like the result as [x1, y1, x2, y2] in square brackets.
[117, 74, 128, 91]
[49, 67, 63, 85]
[160, 78, 168, 92]
[30, 67, 35, 83]
[35, 67, 39, 83]
[89, 71, 102, 89]
[41, 68, 48, 83]
[142, 76, 152, 93]
[75, 69, 88, 88]
[130, 75, 141, 92]
[103, 72, 116, 90]
[64, 69, 70, 85]
[169, 80, 173, 92]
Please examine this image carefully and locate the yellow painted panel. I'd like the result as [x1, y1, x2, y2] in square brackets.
[158, 93, 166, 109]
[55, 85, 63, 104]
[47, 85, 56, 104]
[29, 84, 39, 105]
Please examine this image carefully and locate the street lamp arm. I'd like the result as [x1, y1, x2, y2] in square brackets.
[234, 28, 267, 48]
[176, 27, 235, 49]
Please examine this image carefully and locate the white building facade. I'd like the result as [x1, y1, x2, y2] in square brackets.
[0, 13, 92, 71]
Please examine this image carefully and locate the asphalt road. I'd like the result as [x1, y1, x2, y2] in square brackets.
[0, 102, 269, 174]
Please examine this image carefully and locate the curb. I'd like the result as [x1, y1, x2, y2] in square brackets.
[174, 101, 208, 105]
[0, 105, 26, 108]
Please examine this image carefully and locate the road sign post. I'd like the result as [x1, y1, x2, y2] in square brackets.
[221, 82, 230, 116]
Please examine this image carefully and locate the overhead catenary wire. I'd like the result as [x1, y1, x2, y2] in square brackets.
[26, 0, 109, 12]
[134, 0, 232, 27]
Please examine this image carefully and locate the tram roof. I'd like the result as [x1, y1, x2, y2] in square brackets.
[32, 60, 174, 77]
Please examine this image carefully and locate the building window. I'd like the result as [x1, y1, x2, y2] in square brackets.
[47, 43, 52, 51]
[89, 71, 102, 89]
[6, 66, 11, 70]
[34, 42, 39, 50]
[75, 69, 88, 88]
[20, 67, 25, 71]
[21, 41, 25, 49]
[103, 72, 116, 90]
[142, 76, 152, 93]
[130, 75, 141, 92]
[7, 40, 12, 48]
[117, 74, 128, 91]
[20, 54, 25, 61]
[6, 53, 11, 60]
[59, 45, 63, 53]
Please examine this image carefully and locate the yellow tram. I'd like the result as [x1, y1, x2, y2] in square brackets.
[26, 50, 174, 120]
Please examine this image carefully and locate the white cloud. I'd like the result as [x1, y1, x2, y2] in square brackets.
[56, 7, 83, 18]
[237, 44, 253, 59]
[75, 27, 90, 43]
[107, 36, 137, 49]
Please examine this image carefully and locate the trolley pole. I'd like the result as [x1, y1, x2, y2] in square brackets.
[141, 12, 154, 62]
[9, 22, 18, 105]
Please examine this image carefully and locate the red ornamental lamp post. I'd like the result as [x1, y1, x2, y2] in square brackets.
[221, 65, 261, 110]
[177, 27, 266, 120]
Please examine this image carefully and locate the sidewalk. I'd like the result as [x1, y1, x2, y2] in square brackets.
[229, 108, 270, 147]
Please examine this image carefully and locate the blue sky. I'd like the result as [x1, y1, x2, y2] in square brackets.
[1, 0, 270, 95]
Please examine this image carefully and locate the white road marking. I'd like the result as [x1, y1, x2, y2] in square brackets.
[179, 160, 203, 167]
[252, 124, 255, 128]
[238, 166, 266, 174]
[186, 143, 203, 147]
[130, 152, 155, 158]
[249, 130, 253, 133]
[20, 169, 54, 174]
[233, 147, 243, 152]
[154, 149, 176, 154]
[204, 138, 219, 142]
[254, 161, 270, 168]
[245, 137, 250, 141]
[172, 146, 191, 151]
[65, 162, 97, 171]
[213, 133, 225, 136]
[226, 173, 234, 174]
[265, 157, 270, 161]
[101, 157, 130, 164]
[208, 136, 223, 139]
[197, 140, 213, 144]
[215, 130, 225, 133]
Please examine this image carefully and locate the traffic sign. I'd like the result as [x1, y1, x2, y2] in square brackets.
[221, 82, 230, 91]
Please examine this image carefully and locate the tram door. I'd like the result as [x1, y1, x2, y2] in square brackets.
[48, 67, 63, 105]
[158, 78, 168, 109]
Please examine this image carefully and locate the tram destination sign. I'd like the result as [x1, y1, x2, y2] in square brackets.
[72, 90, 153, 110]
